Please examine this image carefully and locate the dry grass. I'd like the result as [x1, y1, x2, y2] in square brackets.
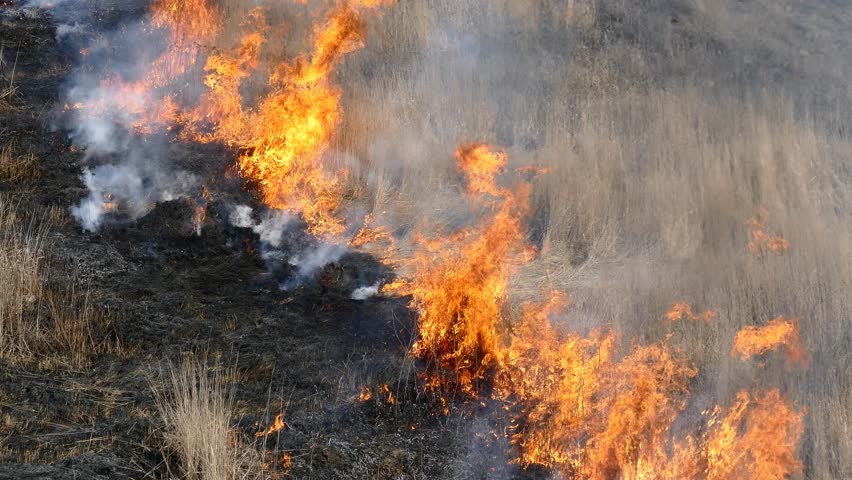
[0, 196, 119, 368]
[152, 355, 263, 480]
[0, 143, 39, 182]
[0, 195, 46, 359]
[0, 43, 20, 113]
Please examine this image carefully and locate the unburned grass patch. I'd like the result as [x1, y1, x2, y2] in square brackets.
[0, 143, 39, 182]
[0, 196, 122, 368]
[151, 355, 265, 480]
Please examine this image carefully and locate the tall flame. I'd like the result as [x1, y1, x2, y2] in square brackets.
[408, 143, 534, 396]
[80, 1, 394, 238]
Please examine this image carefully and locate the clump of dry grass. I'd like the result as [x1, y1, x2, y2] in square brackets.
[0, 195, 46, 359]
[0, 44, 20, 113]
[0, 143, 39, 182]
[152, 355, 263, 480]
[44, 286, 122, 369]
[0, 196, 119, 368]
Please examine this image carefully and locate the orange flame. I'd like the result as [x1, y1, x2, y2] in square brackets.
[408, 144, 533, 396]
[80, 1, 394, 239]
[396, 143, 807, 476]
[733, 316, 806, 366]
[256, 413, 286, 437]
[748, 209, 789, 255]
[665, 302, 718, 322]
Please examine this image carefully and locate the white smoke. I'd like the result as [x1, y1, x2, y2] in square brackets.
[24, 0, 68, 6]
[71, 160, 198, 232]
[289, 243, 346, 277]
[52, 6, 205, 232]
[229, 205, 254, 228]
[351, 282, 380, 300]
[56, 22, 85, 39]
[229, 204, 349, 287]
[253, 210, 293, 248]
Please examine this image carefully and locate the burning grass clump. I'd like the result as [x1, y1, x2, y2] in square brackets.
[152, 355, 264, 480]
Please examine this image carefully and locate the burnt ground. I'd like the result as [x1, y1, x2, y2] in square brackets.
[0, 5, 518, 479]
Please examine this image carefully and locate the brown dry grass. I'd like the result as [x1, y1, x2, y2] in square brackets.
[0, 196, 120, 369]
[151, 355, 264, 480]
[0, 143, 39, 182]
[0, 195, 46, 359]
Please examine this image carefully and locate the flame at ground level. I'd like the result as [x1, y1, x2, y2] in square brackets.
[398, 144, 805, 479]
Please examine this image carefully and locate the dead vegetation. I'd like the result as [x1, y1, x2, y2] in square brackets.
[0, 43, 20, 113]
[0, 142, 40, 182]
[151, 355, 265, 480]
[0, 196, 121, 369]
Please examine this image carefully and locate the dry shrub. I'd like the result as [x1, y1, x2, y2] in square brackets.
[152, 355, 263, 480]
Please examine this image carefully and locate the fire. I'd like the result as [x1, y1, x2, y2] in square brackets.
[733, 316, 806, 366]
[665, 302, 718, 322]
[379, 383, 396, 404]
[349, 213, 397, 265]
[358, 385, 373, 402]
[748, 209, 789, 255]
[662, 389, 805, 480]
[176, 1, 395, 237]
[408, 143, 534, 396]
[149, 0, 221, 86]
[256, 413, 286, 438]
[279, 452, 292, 472]
[74, 0, 221, 133]
[78, 0, 395, 239]
[394, 142, 808, 477]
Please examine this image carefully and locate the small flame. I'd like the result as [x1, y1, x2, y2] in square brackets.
[733, 316, 806, 366]
[665, 302, 718, 322]
[748, 209, 789, 255]
[256, 413, 286, 437]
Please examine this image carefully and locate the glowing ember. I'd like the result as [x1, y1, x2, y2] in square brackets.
[733, 316, 806, 366]
[379, 384, 396, 404]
